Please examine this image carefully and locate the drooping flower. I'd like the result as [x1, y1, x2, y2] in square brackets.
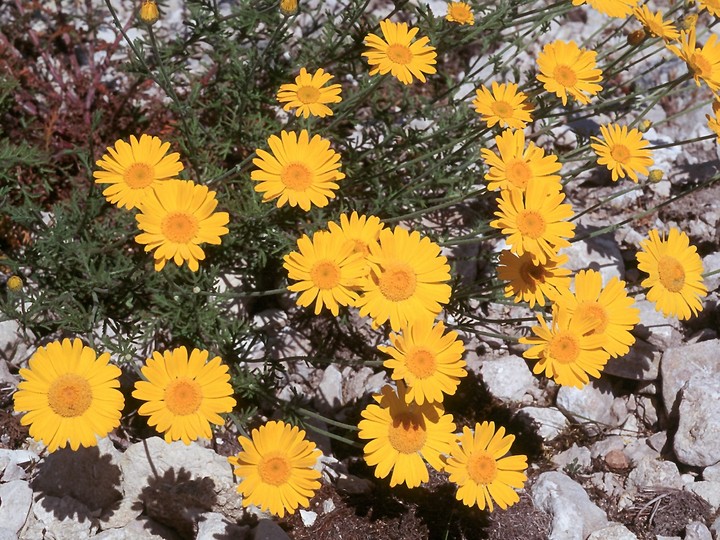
[520, 306, 610, 388]
[380, 319, 467, 405]
[667, 27, 720, 93]
[228, 420, 322, 518]
[277, 68, 342, 118]
[489, 178, 576, 265]
[480, 129, 562, 192]
[571, 0, 640, 18]
[13, 338, 124, 452]
[358, 384, 456, 488]
[251, 130, 345, 211]
[536, 40, 603, 106]
[471, 82, 534, 130]
[362, 20, 437, 85]
[497, 250, 571, 308]
[636, 228, 707, 320]
[134, 180, 229, 272]
[326, 211, 385, 259]
[355, 226, 452, 332]
[132, 346, 237, 444]
[632, 6, 679, 41]
[555, 269, 639, 358]
[283, 230, 367, 316]
[591, 123, 654, 182]
[446, 2, 475, 25]
[707, 100, 720, 143]
[444, 421, 528, 511]
[93, 134, 183, 210]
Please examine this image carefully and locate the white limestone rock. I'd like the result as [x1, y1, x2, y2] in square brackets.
[674, 375, 720, 467]
[685, 521, 713, 540]
[661, 339, 720, 414]
[587, 523, 638, 540]
[626, 456, 683, 493]
[556, 379, 629, 435]
[562, 234, 625, 282]
[480, 355, 539, 402]
[0, 480, 33, 535]
[518, 407, 569, 441]
[551, 444, 592, 474]
[531, 471, 608, 540]
[685, 481, 720, 512]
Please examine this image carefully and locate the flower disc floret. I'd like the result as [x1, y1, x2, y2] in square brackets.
[228, 420, 322, 518]
[277, 67, 342, 118]
[251, 130, 345, 211]
[134, 180, 229, 272]
[444, 421, 528, 511]
[536, 40, 603, 106]
[283, 230, 368, 316]
[362, 20, 437, 85]
[94, 134, 183, 210]
[636, 228, 707, 320]
[132, 346, 237, 444]
[358, 384, 456, 488]
[355, 226, 452, 332]
[14, 338, 124, 452]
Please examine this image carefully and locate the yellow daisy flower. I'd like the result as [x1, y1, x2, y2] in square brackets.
[571, 0, 640, 18]
[358, 384, 457, 488]
[520, 306, 610, 388]
[444, 421, 528, 511]
[632, 6, 679, 41]
[134, 180, 229, 272]
[277, 67, 342, 118]
[355, 226, 452, 332]
[707, 100, 720, 142]
[555, 269, 640, 358]
[251, 130, 345, 211]
[667, 27, 720, 93]
[93, 134, 183, 210]
[471, 82, 534, 130]
[536, 40, 603, 106]
[591, 123, 654, 183]
[13, 338, 124, 452]
[362, 19, 437, 85]
[326, 211, 385, 259]
[446, 2, 474, 25]
[497, 250, 571, 308]
[283, 230, 367, 316]
[636, 228, 708, 320]
[489, 178, 576, 265]
[228, 420, 322, 518]
[132, 346, 237, 445]
[480, 129, 562, 192]
[379, 319, 467, 405]
[698, 0, 720, 18]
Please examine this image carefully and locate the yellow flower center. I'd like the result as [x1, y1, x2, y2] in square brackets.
[575, 301, 609, 334]
[467, 451, 498, 485]
[124, 163, 155, 189]
[691, 53, 711, 78]
[378, 262, 417, 301]
[449, 5, 473, 23]
[657, 255, 686, 293]
[387, 44, 413, 65]
[296, 85, 321, 104]
[516, 210, 546, 239]
[161, 212, 199, 243]
[388, 411, 427, 454]
[491, 100, 514, 119]
[258, 454, 292, 486]
[48, 374, 93, 417]
[310, 260, 341, 289]
[553, 65, 578, 87]
[548, 330, 580, 364]
[281, 163, 313, 190]
[610, 144, 631, 164]
[506, 159, 532, 189]
[165, 378, 202, 415]
[405, 347, 437, 379]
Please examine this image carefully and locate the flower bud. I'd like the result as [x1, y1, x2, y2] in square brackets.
[639, 119, 653, 132]
[648, 169, 664, 183]
[627, 29, 646, 46]
[7, 275, 23, 291]
[140, 0, 159, 25]
[280, 0, 298, 15]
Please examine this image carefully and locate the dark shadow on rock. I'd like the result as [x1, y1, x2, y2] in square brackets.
[31, 445, 122, 521]
[604, 338, 659, 381]
[571, 224, 623, 264]
[132, 467, 217, 540]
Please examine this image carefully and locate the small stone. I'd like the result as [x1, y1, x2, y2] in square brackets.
[556, 379, 629, 435]
[316, 365, 343, 411]
[552, 444, 592, 473]
[605, 449, 630, 471]
[321, 498, 335, 514]
[563, 234, 625, 282]
[685, 481, 720, 512]
[685, 521, 712, 540]
[703, 462, 720, 482]
[626, 456, 683, 493]
[480, 355, 539, 402]
[252, 519, 291, 540]
[587, 523, 638, 539]
[300, 509, 317, 527]
[196, 512, 250, 540]
[647, 431, 668, 453]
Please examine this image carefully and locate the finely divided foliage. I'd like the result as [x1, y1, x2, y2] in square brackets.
[2, 0, 718, 531]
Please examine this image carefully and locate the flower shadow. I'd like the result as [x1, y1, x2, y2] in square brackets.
[131, 466, 217, 540]
[30, 444, 122, 522]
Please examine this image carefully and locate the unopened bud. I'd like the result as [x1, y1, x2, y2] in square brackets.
[627, 29, 646, 46]
[648, 169, 664, 183]
[639, 119, 653, 132]
[140, 0, 159, 25]
[680, 14, 697, 31]
[279, 0, 298, 15]
[7, 275, 23, 291]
